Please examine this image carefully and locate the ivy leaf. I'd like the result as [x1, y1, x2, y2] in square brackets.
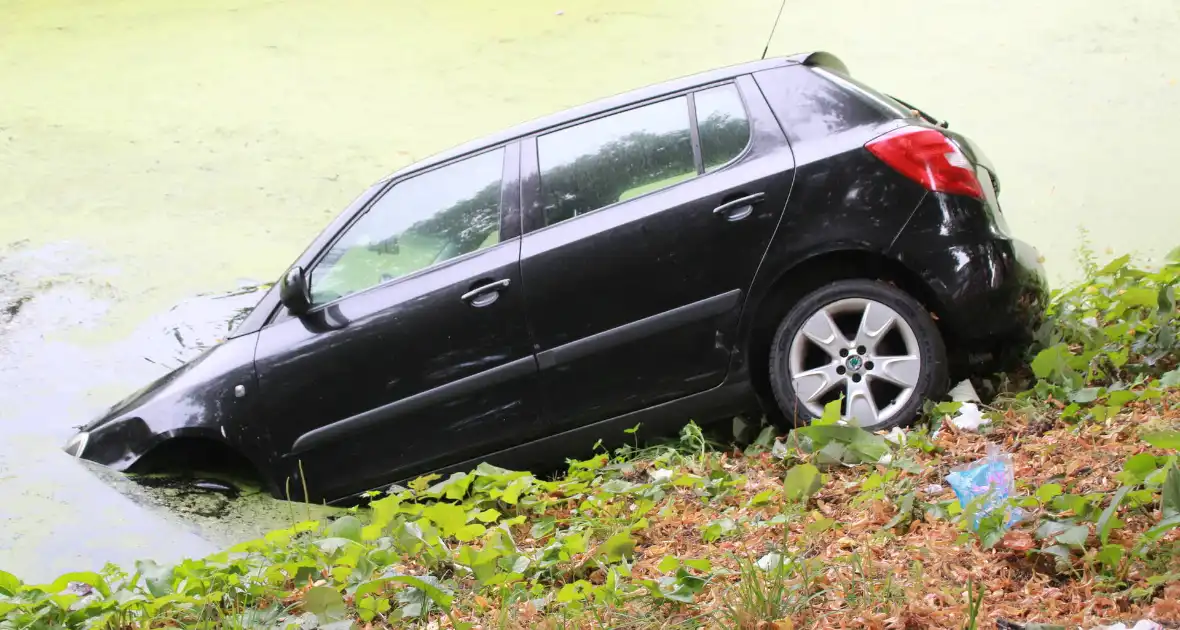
[0, 570, 21, 596]
[601, 532, 636, 562]
[1069, 388, 1102, 403]
[1098, 254, 1132, 275]
[316, 537, 361, 555]
[1055, 525, 1089, 547]
[747, 488, 777, 507]
[805, 516, 836, 534]
[701, 518, 737, 542]
[1141, 515, 1180, 544]
[304, 586, 347, 622]
[421, 503, 468, 537]
[326, 515, 363, 542]
[1107, 390, 1137, 409]
[815, 398, 842, 425]
[530, 516, 556, 539]
[783, 463, 822, 502]
[1097, 486, 1129, 544]
[1117, 454, 1160, 486]
[657, 556, 680, 573]
[1162, 464, 1180, 520]
[500, 477, 532, 505]
[391, 575, 452, 619]
[388, 575, 454, 611]
[659, 569, 707, 603]
[1160, 368, 1180, 388]
[1144, 431, 1180, 450]
[1035, 520, 1070, 541]
[454, 524, 486, 542]
[795, 425, 887, 463]
[1118, 287, 1157, 308]
[1096, 544, 1124, 572]
[473, 508, 501, 523]
[814, 441, 848, 466]
[556, 580, 593, 602]
[1040, 544, 1074, 573]
[1035, 483, 1063, 504]
[1031, 344, 1071, 380]
[443, 473, 475, 500]
[135, 560, 174, 598]
[455, 546, 504, 584]
[883, 491, 916, 530]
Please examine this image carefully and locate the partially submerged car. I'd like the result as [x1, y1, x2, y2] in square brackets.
[65, 52, 1047, 503]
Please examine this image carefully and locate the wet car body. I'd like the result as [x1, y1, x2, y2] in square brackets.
[68, 52, 1048, 503]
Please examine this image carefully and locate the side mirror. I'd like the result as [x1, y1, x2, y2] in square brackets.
[280, 266, 312, 316]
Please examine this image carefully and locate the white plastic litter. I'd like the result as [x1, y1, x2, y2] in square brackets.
[771, 439, 789, 460]
[950, 402, 990, 431]
[648, 468, 674, 482]
[1091, 621, 1162, 630]
[949, 379, 981, 402]
[883, 427, 907, 445]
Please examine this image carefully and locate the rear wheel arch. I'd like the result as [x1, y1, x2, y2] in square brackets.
[742, 248, 954, 425]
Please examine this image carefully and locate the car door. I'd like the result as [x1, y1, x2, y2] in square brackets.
[519, 76, 795, 434]
[254, 143, 543, 502]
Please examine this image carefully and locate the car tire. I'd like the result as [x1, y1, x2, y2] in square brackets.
[768, 279, 948, 431]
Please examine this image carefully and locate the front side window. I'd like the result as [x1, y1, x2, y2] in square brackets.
[538, 96, 695, 227]
[695, 84, 750, 171]
[310, 148, 504, 305]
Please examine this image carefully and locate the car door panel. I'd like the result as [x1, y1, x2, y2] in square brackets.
[519, 77, 794, 434]
[254, 143, 543, 501]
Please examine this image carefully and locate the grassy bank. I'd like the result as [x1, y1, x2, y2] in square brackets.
[1, 249, 1178, 629]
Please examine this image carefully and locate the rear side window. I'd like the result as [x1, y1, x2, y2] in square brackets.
[695, 84, 751, 171]
[753, 65, 895, 144]
[537, 96, 695, 226]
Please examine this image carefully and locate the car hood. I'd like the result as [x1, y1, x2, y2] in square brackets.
[84, 360, 198, 432]
[72, 331, 262, 470]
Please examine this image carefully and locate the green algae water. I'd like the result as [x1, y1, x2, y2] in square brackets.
[1, 0, 1178, 580]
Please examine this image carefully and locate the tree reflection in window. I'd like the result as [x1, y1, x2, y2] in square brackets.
[538, 96, 695, 226]
[310, 148, 504, 305]
[696, 84, 751, 172]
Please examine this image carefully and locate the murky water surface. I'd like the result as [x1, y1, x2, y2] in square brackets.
[2, 0, 1178, 580]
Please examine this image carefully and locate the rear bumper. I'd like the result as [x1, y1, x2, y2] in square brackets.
[896, 233, 1048, 372]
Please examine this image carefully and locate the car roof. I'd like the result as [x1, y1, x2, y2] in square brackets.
[379, 53, 826, 182]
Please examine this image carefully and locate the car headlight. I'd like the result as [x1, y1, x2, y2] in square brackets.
[63, 431, 89, 458]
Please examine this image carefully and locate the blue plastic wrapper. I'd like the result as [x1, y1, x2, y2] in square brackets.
[945, 445, 1024, 530]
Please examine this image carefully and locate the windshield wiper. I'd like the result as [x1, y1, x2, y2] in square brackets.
[889, 95, 949, 128]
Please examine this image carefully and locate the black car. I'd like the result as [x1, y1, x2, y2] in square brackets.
[65, 52, 1047, 503]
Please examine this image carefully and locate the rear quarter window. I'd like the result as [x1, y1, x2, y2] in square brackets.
[753, 65, 904, 144]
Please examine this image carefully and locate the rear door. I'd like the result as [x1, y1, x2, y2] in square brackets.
[254, 143, 542, 501]
[518, 76, 795, 434]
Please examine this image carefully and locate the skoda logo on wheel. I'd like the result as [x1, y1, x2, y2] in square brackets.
[846, 355, 863, 371]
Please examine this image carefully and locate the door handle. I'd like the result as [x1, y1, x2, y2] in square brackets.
[461, 279, 510, 306]
[712, 192, 766, 221]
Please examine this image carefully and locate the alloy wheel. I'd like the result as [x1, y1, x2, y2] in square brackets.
[787, 297, 922, 427]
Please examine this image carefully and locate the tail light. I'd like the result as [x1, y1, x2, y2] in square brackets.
[865, 126, 983, 199]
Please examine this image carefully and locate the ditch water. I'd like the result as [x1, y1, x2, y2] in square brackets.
[2, 0, 1177, 582]
[0, 240, 340, 582]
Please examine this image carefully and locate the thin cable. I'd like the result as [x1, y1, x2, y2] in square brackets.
[761, 0, 789, 60]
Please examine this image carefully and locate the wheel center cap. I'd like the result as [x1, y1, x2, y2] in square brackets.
[845, 355, 863, 372]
